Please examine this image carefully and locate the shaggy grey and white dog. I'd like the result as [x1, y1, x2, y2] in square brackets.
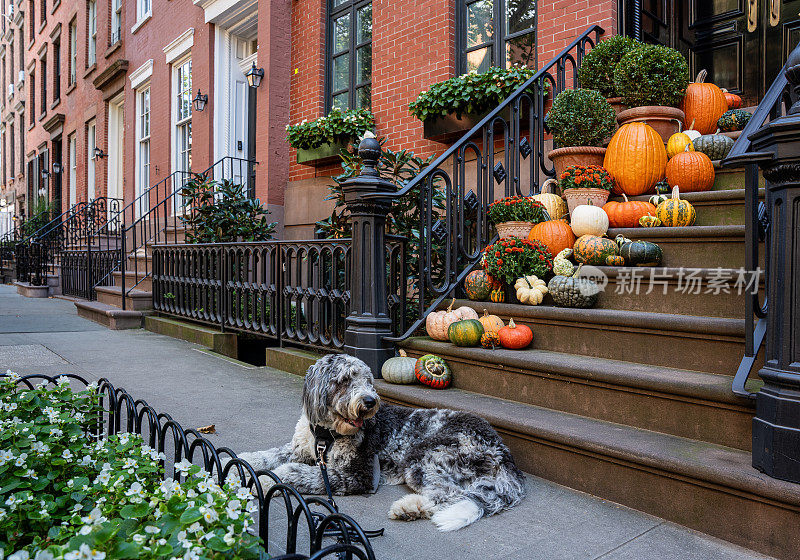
[238, 354, 526, 531]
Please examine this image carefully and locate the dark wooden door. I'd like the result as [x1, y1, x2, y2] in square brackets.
[764, 0, 800, 91]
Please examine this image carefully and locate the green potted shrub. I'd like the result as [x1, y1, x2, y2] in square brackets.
[286, 108, 374, 166]
[559, 164, 614, 215]
[577, 35, 639, 116]
[487, 195, 548, 239]
[614, 44, 690, 142]
[545, 88, 616, 177]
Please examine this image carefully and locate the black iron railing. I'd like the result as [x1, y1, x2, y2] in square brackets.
[370, 25, 604, 340]
[151, 237, 406, 353]
[721, 46, 797, 397]
[0, 224, 21, 272]
[2, 372, 378, 560]
[116, 157, 256, 308]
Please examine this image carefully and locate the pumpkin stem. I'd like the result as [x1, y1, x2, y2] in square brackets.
[621, 193, 628, 203]
[695, 69, 707, 83]
[508, 318, 516, 329]
[573, 264, 583, 277]
[689, 119, 696, 130]
[399, 349, 407, 358]
[671, 185, 681, 200]
[447, 298, 455, 312]
[684, 143, 692, 152]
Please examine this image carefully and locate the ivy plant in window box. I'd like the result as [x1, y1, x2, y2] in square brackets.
[286, 108, 375, 166]
[409, 65, 548, 140]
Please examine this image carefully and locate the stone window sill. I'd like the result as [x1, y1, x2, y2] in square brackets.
[105, 41, 121, 58]
[65, 82, 76, 95]
[50, 97, 60, 110]
[131, 13, 151, 35]
[83, 64, 96, 79]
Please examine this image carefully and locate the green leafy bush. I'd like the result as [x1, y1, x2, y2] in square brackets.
[614, 44, 689, 108]
[408, 65, 547, 121]
[20, 199, 54, 238]
[181, 177, 276, 243]
[545, 89, 616, 148]
[481, 238, 554, 285]
[286, 109, 374, 151]
[487, 197, 548, 224]
[577, 36, 640, 98]
[0, 372, 262, 560]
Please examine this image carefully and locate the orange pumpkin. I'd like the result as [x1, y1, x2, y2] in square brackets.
[528, 219, 575, 257]
[602, 194, 658, 229]
[603, 123, 666, 196]
[722, 89, 742, 109]
[665, 147, 715, 193]
[680, 70, 728, 135]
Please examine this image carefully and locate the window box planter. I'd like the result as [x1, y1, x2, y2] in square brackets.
[423, 105, 533, 142]
[296, 139, 352, 166]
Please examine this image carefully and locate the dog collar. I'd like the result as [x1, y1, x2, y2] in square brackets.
[310, 423, 338, 465]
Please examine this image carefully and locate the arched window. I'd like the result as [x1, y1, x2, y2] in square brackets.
[326, 0, 372, 111]
[458, 0, 537, 73]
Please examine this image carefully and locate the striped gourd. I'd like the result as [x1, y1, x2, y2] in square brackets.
[603, 123, 667, 196]
[573, 235, 619, 266]
[656, 186, 696, 227]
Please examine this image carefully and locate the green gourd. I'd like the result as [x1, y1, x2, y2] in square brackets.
[617, 238, 663, 266]
[692, 133, 734, 160]
[448, 319, 484, 347]
[381, 350, 418, 384]
[717, 109, 751, 132]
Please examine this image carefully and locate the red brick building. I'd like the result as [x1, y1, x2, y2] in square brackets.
[0, 0, 791, 236]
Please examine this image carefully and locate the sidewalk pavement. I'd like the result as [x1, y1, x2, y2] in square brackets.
[0, 284, 774, 560]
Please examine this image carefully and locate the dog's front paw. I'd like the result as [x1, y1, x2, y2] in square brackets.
[388, 494, 434, 521]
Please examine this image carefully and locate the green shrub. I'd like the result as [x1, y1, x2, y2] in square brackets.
[577, 36, 640, 98]
[0, 373, 262, 559]
[545, 89, 616, 148]
[286, 108, 374, 151]
[614, 44, 689, 108]
[181, 177, 276, 243]
[20, 199, 54, 238]
[408, 65, 547, 121]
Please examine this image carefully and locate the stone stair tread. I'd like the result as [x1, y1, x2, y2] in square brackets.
[608, 224, 744, 237]
[594, 265, 762, 279]
[399, 338, 759, 405]
[374, 380, 800, 508]
[449, 299, 746, 336]
[618, 188, 763, 203]
[93, 285, 152, 298]
[73, 300, 145, 318]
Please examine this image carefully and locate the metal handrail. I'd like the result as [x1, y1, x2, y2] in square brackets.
[368, 25, 604, 340]
[720, 41, 800, 398]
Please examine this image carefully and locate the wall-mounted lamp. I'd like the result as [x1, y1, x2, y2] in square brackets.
[192, 89, 208, 112]
[93, 147, 106, 159]
[52, 162, 62, 174]
[245, 62, 264, 88]
[37, 188, 46, 196]
[40, 168, 50, 179]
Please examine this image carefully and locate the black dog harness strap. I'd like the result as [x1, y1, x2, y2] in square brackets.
[310, 423, 338, 507]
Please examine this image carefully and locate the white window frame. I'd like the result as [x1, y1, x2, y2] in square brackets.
[135, 85, 150, 217]
[86, 120, 96, 200]
[133, 0, 151, 33]
[68, 20, 77, 84]
[68, 133, 76, 206]
[111, 0, 122, 45]
[171, 55, 192, 212]
[87, 1, 96, 66]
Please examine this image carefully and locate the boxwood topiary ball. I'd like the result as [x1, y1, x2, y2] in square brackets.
[614, 44, 690, 108]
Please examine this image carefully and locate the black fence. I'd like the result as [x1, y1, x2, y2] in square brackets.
[2, 372, 377, 560]
[151, 237, 406, 352]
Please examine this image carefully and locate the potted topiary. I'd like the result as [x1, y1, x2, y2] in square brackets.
[577, 35, 640, 117]
[614, 44, 690, 142]
[545, 88, 616, 177]
[488, 195, 549, 239]
[560, 164, 614, 215]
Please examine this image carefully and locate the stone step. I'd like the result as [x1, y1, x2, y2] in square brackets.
[112, 270, 152, 293]
[144, 315, 237, 358]
[710, 164, 762, 191]
[94, 285, 153, 311]
[592, 266, 762, 318]
[398, 338, 758, 450]
[614, 188, 764, 227]
[74, 300, 145, 329]
[374, 381, 800, 560]
[606, 225, 758, 269]
[441, 299, 762, 374]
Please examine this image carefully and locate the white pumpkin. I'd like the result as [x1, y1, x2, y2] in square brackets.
[425, 298, 479, 340]
[682, 119, 702, 141]
[381, 350, 418, 384]
[514, 275, 548, 305]
[570, 202, 609, 237]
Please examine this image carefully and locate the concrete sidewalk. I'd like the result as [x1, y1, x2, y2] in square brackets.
[0, 285, 773, 560]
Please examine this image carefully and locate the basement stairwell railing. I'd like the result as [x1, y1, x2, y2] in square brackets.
[366, 24, 604, 340]
[721, 42, 800, 398]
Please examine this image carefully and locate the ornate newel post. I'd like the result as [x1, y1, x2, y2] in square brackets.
[748, 47, 800, 482]
[342, 136, 395, 376]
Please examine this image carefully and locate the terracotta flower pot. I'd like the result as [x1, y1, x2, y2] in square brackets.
[495, 221, 536, 239]
[563, 188, 611, 215]
[547, 146, 607, 179]
[606, 97, 628, 118]
[616, 106, 686, 143]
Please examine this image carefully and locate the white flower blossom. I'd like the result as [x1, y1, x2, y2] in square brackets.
[56, 376, 70, 386]
[187, 522, 202, 534]
[131, 534, 145, 544]
[201, 506, 219, 524]
[61, 449, 73, 460]
[5, 370, 21, 382]
[8, 551, 30, 560]
[13, 453, 26, 467]
[81, 508, 105, 526]
[174, 459, 194, 474]
[64, 543, 105, 560]
[0, 450, 13, 465]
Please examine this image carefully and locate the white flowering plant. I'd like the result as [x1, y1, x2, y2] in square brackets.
[0, 372, 263, 560]
[408, 65, 550, 122]
[286, 108, 375, 151]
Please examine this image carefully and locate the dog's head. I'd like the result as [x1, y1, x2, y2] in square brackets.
[302, 354, 380, 436]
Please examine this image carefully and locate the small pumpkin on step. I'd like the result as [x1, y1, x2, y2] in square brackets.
[381, 350, 417, 384]
[497, 319, 533, 350]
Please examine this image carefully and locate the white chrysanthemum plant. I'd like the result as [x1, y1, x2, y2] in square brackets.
[0, 372, 263, 560]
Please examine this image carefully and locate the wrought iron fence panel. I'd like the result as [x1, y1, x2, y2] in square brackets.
[153, 238, 405, 353]
[2, 372, 377, 560]
[60, 247, 121, 300]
